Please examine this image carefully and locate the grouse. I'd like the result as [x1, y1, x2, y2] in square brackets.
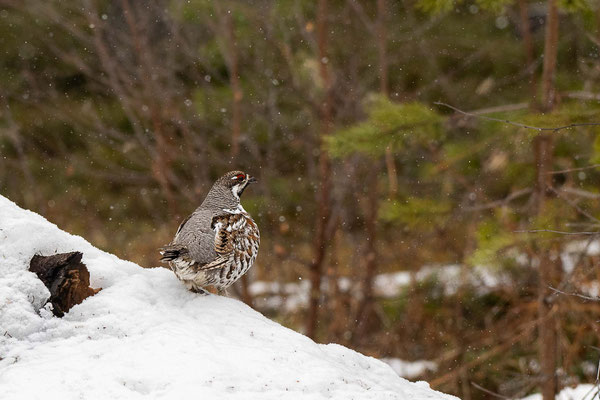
[159, 171, 260, 295]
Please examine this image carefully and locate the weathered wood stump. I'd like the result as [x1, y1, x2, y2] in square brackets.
[29, 252, 101, 317]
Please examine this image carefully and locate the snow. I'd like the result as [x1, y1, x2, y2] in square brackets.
[381, 358, 438, 379]
[522, 384, 598, 400]
[0, 195, 457, 400]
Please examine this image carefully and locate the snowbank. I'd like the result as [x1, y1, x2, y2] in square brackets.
[522, 384, 597, 400]
[0, 195, 457, 400]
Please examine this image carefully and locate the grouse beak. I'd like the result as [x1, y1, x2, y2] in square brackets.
[247, 176, 258, 184]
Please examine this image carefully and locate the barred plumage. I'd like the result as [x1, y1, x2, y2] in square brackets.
[159, 171, 259, 295]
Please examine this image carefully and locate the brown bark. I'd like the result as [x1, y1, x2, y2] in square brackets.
[307, 0, 333, 340]
[30, 252, 101, 317]
[536, 5, 560, 393]
[533, 134, 559, 400]
[540, 0, 559, 111]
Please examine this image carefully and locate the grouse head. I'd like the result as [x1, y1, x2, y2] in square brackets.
[203, 170, 258, 209]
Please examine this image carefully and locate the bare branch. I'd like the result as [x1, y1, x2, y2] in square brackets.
[564, 91, 600, 101]
[469, 103, 529, 116]
[549, 186, 600, 224]
[471, 382, 515, 400]
[346, 0, 375, 34]
[548, 164, 600, 175]
[548, 286, 600, 302]
[435, 102, 600, 132]
[463, 188, 532, 212]
[559, 187, 600, 199]
[514, 229, 599, 236]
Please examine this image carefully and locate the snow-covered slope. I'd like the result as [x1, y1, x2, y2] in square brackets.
[0, 195, 457, 400]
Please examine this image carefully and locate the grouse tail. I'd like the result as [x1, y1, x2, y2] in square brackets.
[159, 244, 189, 263]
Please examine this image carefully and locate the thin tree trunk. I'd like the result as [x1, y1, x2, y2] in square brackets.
[354, 166, 379, 341]
[307, 0, 333, 340]
[456, 221, 477, 400]
[221, 9, 252, 304]
[597, 4, 600, 49]
[517, 0, 537, 99]
[150, 106, 177, 214]
[121, 0, 177, 213]
[533, 134, 559, 400]
[225, 11, 242, 159]
[354, 0, 389, 341]
[376, 0, 388, 97]
[536, 4, 560, 393]
[384, 146, 398, 197]
[541, 0, 559, 111]
[326, 218, 346, 343]
[376, 0, 398, 197]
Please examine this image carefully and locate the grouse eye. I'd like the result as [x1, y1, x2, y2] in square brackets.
[234, 173, 246, 181]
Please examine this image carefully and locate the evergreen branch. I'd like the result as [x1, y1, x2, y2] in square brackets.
[434, 102, 600, 132]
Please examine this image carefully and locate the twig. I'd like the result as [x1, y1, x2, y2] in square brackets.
[564, 90, 600, 101]
[464, 188, 532, 212]
[471, 382, 515, 400]
[548, 164, 600, 174]
[435, 102, 600, 132]
[430, 312, 548, 387]
[469, 103, 529, 116]
[561, 188, 600, 200]
[548, 286, 600, 302]
[514, 229, 599, 236]
[549, 186, 600, 224]
[579, 364, 600, 400]
[592, 360, 600, 399]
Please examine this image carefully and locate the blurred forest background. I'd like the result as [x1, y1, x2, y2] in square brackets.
[2, 0, 600, 399]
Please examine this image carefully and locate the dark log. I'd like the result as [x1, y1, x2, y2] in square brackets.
[29, 252, 101, 317]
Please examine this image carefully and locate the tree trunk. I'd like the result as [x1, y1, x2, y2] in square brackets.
[517, 0, 537, 99]
[533, 134, 559, 400]
[354, 166, 380, 342]
[376, 0, 398, 197]
[353, 0, 393, 342]
[376, 0, 388, 97]
[221, 9, 252, 304]
[121, 0, 177, 213]
[540, 0, 559, 111]
[225, 11, 242, 159]
[307, 0, 333, 340]
[536, 3, 560, 393]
